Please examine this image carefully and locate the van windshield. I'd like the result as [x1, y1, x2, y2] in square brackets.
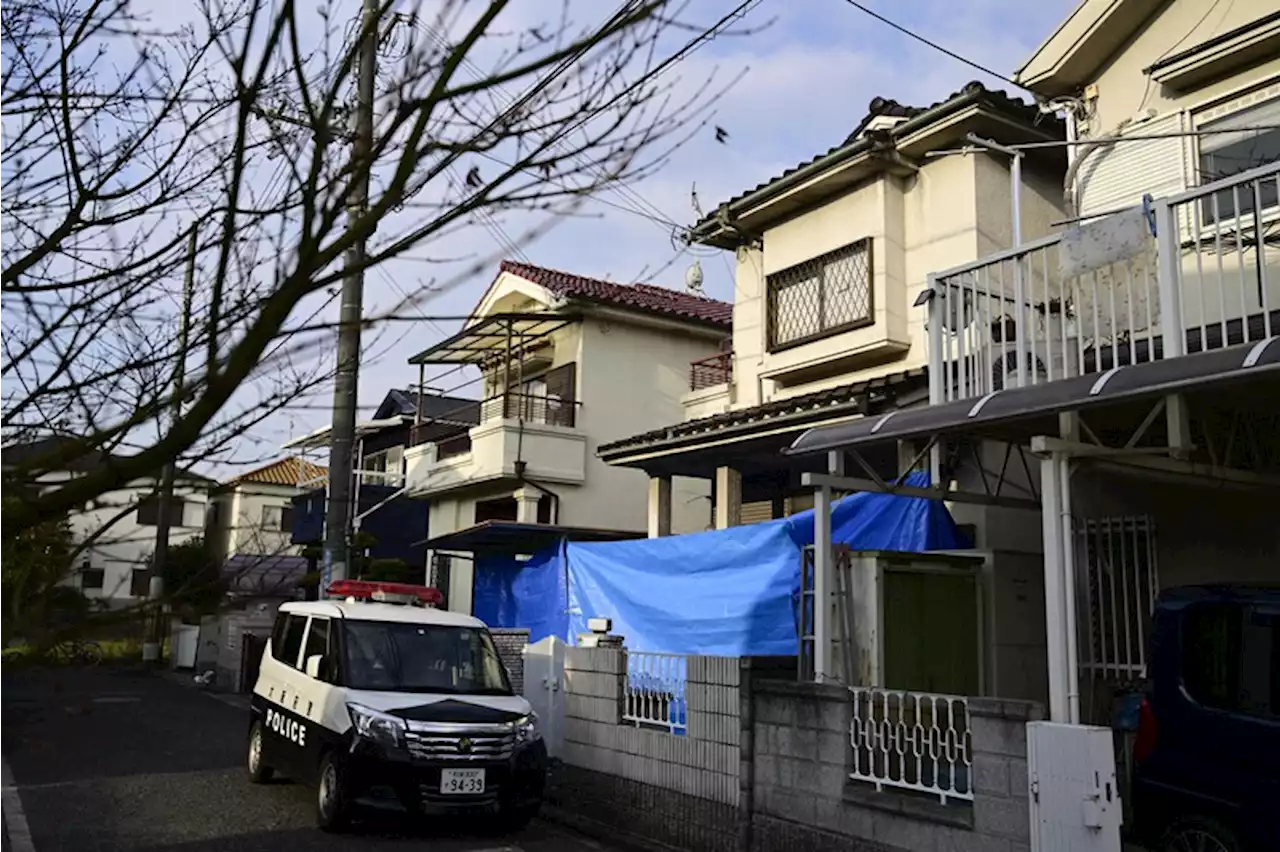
[342, 620, 512, 695]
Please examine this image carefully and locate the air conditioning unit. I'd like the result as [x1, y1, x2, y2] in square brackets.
[985, 339, 1081, 391]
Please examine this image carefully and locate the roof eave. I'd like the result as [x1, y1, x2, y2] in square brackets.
[1014, 0, 1166, 96]
[689, 87, 1058, 247]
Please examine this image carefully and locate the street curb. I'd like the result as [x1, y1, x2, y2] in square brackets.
[2, 755, 37, 852]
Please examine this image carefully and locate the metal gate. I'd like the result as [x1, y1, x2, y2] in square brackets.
[1074, 515, 1158, 716]
[522, 636, 565, 759]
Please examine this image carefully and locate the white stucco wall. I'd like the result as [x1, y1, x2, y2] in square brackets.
[709, 152, 1066, 414]
[61, 478, 210, 602]
[211, 482, 302, 561]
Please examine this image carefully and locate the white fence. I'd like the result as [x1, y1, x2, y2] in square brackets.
[848, 687, 973, 804]
[927, 161, 1280, 403]
[623, 651, 688, 735]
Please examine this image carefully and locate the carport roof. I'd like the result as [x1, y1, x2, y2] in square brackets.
[420, 520, 643, 555]
[788, 339, 1280, 456]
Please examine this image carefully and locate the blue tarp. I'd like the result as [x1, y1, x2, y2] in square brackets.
[473, 472, 969, 656]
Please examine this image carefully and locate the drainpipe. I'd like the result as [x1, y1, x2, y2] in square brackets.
[513, 460, 562, 524]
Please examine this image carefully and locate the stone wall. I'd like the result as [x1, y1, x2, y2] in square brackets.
[546, 646, 742, 852]
[542, 646, 1041, 852]
[750, 680, 1040, 852]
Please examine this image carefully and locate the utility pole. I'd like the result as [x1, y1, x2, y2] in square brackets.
[322, 0, 379, 591]
[143, 226, 197, 665]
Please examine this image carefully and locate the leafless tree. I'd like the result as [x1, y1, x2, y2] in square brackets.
[2, 0, 746, 538]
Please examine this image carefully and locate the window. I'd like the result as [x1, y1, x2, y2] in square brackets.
[767, 239, 873, 350]
[302, 617, 331, 681]
[80, 562, 104, 590]
[1198, 96, 1280, 222]
[272, 613, 308, 667]
[130, 569, 151, 597]
[1182, 603, 1277, 719]
[342, 620, 511, 694]
[136, 497, 187, 526]
[261, 504, 294, 531]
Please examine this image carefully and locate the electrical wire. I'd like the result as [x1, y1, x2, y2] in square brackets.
[837, 0, 1036, 95]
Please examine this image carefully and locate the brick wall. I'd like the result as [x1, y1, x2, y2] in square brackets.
[750, 680, 1041, 852]
[489, 627, 529, 696]
[546, 646, 742, 852]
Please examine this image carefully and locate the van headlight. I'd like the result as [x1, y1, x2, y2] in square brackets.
[347, 703, 407, 749]
[513, 713, 541, 744]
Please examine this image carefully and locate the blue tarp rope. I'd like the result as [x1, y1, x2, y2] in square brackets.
[472, 472, 970, 656]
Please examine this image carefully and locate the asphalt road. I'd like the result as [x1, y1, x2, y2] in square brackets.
[1, 666, 613, 852]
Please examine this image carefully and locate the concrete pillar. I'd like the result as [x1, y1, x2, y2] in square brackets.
[714, 466, 742, 529]
[647, 476, 672, 538]
[514, 486, 540, 524]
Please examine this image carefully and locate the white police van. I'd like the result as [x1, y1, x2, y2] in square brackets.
[247, 580, 546, 832]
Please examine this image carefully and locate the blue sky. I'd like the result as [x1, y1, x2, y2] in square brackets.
[145, 0, 1081, 469]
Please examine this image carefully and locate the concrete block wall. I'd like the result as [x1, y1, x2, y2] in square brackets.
[547, 646, 742, 852]
[750, 681, 1042, 852]
[489, 627, 529, 696]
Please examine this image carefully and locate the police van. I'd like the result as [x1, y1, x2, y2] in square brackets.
[247, 579, 546, 832]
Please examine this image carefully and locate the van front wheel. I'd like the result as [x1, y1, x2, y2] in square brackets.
[1158, 816, 1240, 852]
[315, 753, 351, 832]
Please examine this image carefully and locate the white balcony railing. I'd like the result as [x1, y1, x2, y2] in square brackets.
[622, 651, 688, 735]
[848, 687, 973, 804]
[927, 161, 1280, 403]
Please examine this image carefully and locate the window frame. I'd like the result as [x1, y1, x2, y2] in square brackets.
[300, 616, 334, 682]
[765, 238, 875, 353]
[272, 612, 309, 668]
[1193, 90, 1280, 226]
[1180, 601, 1278, 721]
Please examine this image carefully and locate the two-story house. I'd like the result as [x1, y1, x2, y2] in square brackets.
[402, 260, 733, 612]
[282, 387, 479, 582]
[782, 0, 1279, 731]
[599, 83, 1068, 533]
[205, 456, 325, 595]
[2, 436, 212, 605]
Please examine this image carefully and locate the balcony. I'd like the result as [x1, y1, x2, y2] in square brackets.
[689, 352, 733, 390]
[926, 161, 1280, 403]
[405, 392, 587, 496]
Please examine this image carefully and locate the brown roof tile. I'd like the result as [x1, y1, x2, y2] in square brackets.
[227, 456, 326, 488]
[500, 260, 732, 328]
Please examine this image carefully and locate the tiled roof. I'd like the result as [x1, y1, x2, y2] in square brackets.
[500, 260, 733, 328]
[377, 389, 480, 425]
[228, 456, 326, 488]
[598, 368, 929, 458]
[692, 82, 1060, 235]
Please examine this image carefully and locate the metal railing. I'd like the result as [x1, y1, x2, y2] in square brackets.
[623, 651, 688, 735]
[927, 161, 1280, 403]
[1152, 159, 1278, 357]
[689, 352, 733, 390]
[482, 391, 579, 428]
[848, 687, 973, 804]
[1076, 515, 1158, 687]
[927, 230, 1160, 403]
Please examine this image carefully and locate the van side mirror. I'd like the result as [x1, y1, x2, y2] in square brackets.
[305, 654, 327, 680]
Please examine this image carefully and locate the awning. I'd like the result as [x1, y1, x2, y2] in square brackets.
[788, 338, 1280, 456]
[408, 313, 579, 366]
[421, 520, 643, 555]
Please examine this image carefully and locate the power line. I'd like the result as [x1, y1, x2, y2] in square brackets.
[837, 0, 1033, 95]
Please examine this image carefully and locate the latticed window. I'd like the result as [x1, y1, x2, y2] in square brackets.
[766, 239, 873, 350]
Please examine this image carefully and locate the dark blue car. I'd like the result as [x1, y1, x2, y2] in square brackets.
[1132, 585, 1279, 852]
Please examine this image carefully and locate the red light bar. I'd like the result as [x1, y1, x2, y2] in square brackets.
[326, 579, 443, 606]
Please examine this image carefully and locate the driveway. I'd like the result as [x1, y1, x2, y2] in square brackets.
[1, 666, 615, 852]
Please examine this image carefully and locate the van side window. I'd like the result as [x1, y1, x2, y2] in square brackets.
[274, 614, 308, 668]
[1183, 603, 1278, 719]
[1183, 604, 1240, 711]
[303, 617, 331, 682]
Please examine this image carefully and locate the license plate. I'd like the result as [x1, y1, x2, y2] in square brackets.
[440, 768, 485, 795]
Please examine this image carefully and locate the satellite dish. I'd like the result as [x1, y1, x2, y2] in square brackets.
[685, 259, 704, 295]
